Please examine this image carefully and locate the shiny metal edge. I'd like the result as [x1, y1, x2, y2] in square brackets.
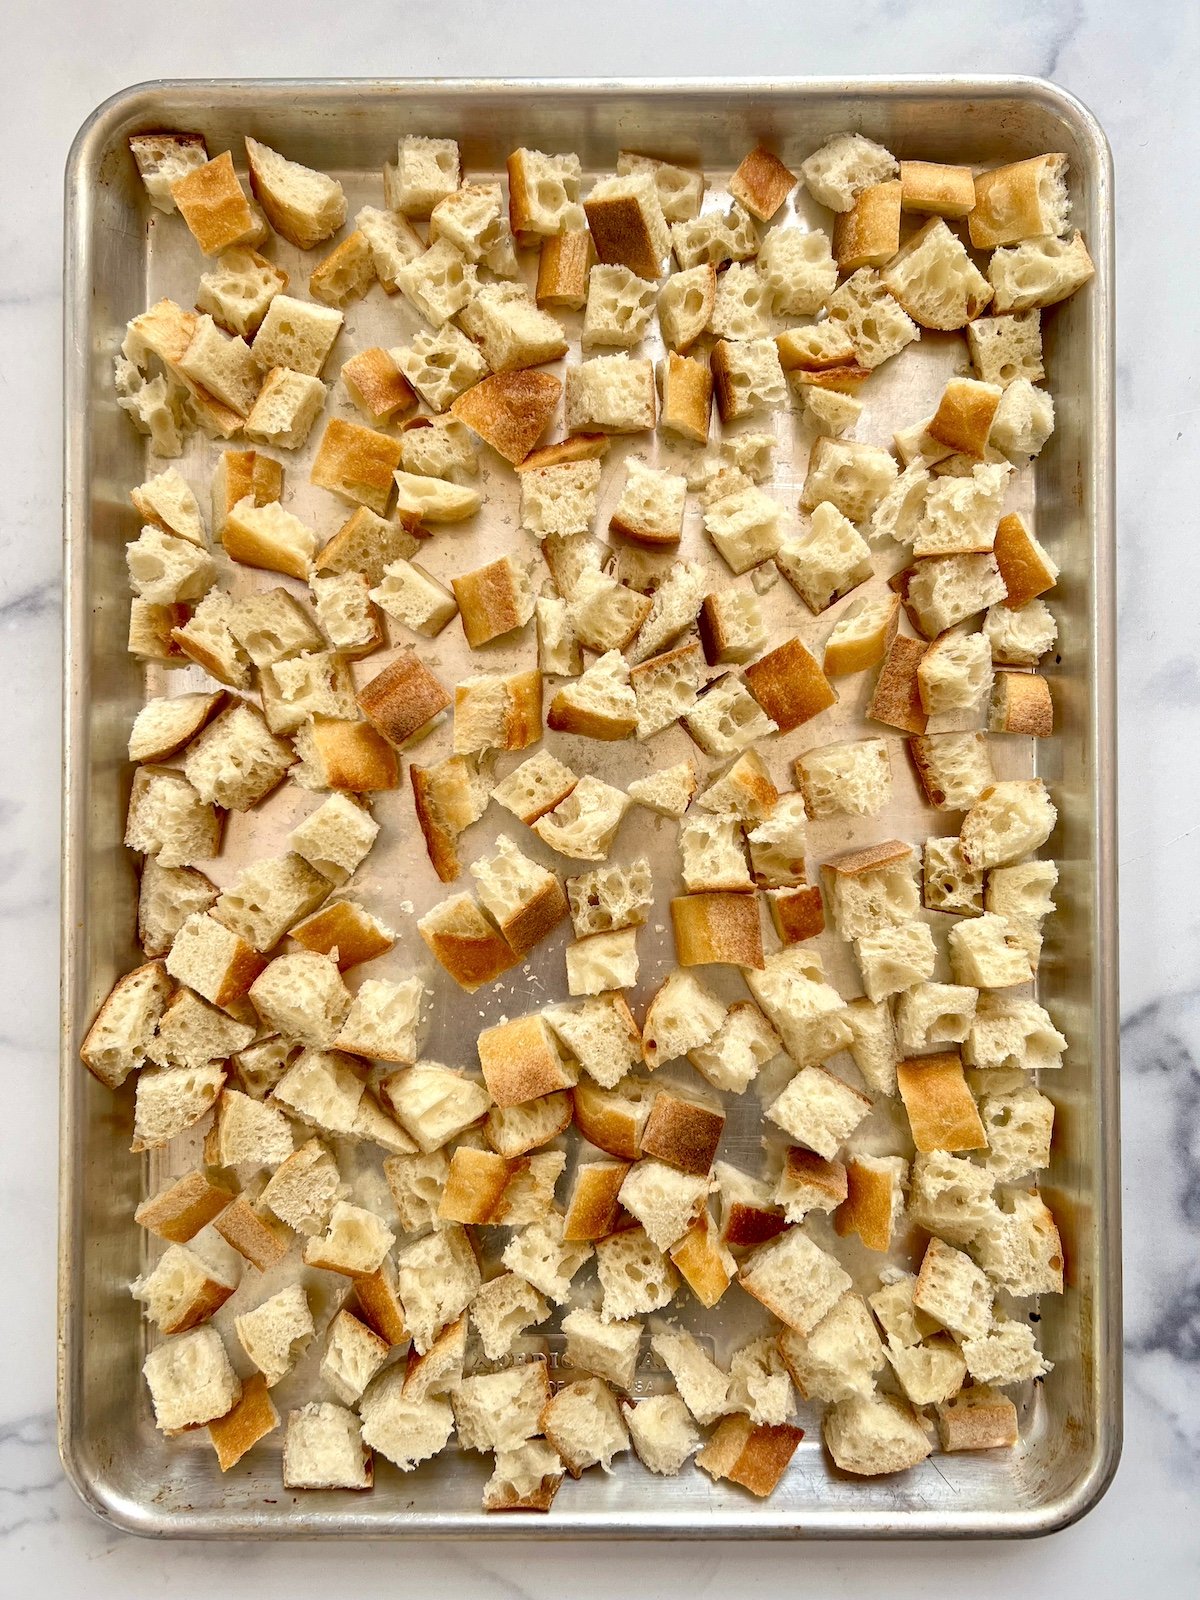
[59, 74, 1120, 1540]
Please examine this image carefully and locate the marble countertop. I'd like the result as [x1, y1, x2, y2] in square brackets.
[5, 0, 1198, 1591]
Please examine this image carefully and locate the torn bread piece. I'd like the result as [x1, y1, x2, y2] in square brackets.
[565, 927, 640, 995]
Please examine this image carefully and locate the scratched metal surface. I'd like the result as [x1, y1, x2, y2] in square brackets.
[60, 78, 1117, 1536]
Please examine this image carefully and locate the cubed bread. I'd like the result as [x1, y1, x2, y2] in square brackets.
[213, 1193, 290, 1271]
[334, 976, 425, 1064]
[947, 912, 1034, 989]
[960, 1318, 1052, 1386]
[766, 1064, 871, 1160]
[967, 310, 1045, 388]
[564, 353, 656, 434]
[882, 218, 993, 329]
[169, 150, 265, 256]
[566, 858, 653, 938]
[545, 994, 642, 1092]
[568, 570, 653, 654]
[259, 653, 356, 736]
[968, 153, 1070, 249]
[743, 636, 837, 734]
[743, 793, 807, 888]
[126, 525, 217, 606]
[823, 1392, 931, 1477]
[909, 732, 996, 814]
[776, 504, 872, 615]
[739, 1226, 852, 1336]
[144, 1325, 242, 1434]
[773, 1148, 848, 1226]
[671, 200, 759, 269]
[777, 1291, 885, 1405]
[698, 588, 766, 667]
[131, 1242, 238, 1336]
[988, 230, 1095, 312]
[959, 779, 1057, 869]
[710, 337, 787, 423]
[417, 895, 515, 992]
[477, 1013, 576, 1108]
[627, 760, 697, 819]
[679, 813, 753, 893]
[493, 750, 578, 827]
[519, 458, 601, 541]
[864, 632, 927, 735]
[454, 669, 543, 755]
[760, 226, 837, 315]
[609, 458, 687, 547]
[934, 1386, 1019, 1453]
[989, 670, 1053, 737]
[565, 927, 640, 995]
[548, 650, 637, 741]
[767, 885, 826, 946]
[896, 1052, 988, 1153]
[629, 641, 707, 739]
[926, 378, 1004, 461]
[854, 920, 937, 1003]
[391, 468, 480, 523]
[923, 835, 985, 916]
[985, 597, 1058, 666]
[834, 179, 902, 271]
[671, 891, 764, 969]
[800, 132, 897, 211]
[826, 268, 918, 369]
[796, 738, 891, 819]
[533, 774, 631, 862]
[131, 465, 208, 547]
[899, 158, 976, 217]
[743, 944, 851, 1064]
[821, 839, 918, 942]
[392, 323, 488, 413]
[259, 1137, 345, 1236]
[801, 437, 898, 523]
[451, 369, 562, 466]
[714, 1162, 787, 1248]
[130, 130, 209, 213]
[354, 649, 451, 749]
[80, 959, 172, 1089]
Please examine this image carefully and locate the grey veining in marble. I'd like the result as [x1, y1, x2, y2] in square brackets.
[2, 0, 1199, 1593]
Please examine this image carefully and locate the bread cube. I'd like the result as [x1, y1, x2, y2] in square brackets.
[745, 793, 808, 888]
[698, 588, 766, 666]
[144, 1326, 241, 1433]
[882, 217, 993, 329]
[988, 230, 1095, 313]
[854, 920, 937, 1003]
[170, 151, 264, 255]
[671, 891, 763, 969]
[923, 835, 985, 915]
[776, 503, 872, 614]
[967, 310, 1044, 388]
[744, 636, 837, 734]
[564, 354, 656, 433]
[131, 1242, 238, 1336]
[671, 202, 759, 269]
[795, 737, 891, 819]
[710, 336, 787, 422]
[826, 267, 918, 368]
[969, 153, 1070, 249]
[897, 1052, 987, 1153]
[165, 911, 265, 1009]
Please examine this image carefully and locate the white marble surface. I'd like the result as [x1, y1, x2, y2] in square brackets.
[3, 0, 1198, 1591]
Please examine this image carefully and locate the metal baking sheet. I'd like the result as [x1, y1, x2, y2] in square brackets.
[60, 76, 1119, 1538]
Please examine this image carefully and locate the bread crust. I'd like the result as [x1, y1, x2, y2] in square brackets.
[899, 160, 977, 218]
[418, 895, 515, 992]
[135, 1169, 236, 1242]
[290, 900, 394, 969]
[453, 556, 533, 647]
[547, 693, 637, 742]
[935, 1388, 1019, 1451]
[833, 1157, 899, 1252]
[452, 371, 563, 466]
[833, 181, 902, 271]
[356, 650, 451, 747]
[767, 885, 826, 946]
[927, 378, 1002, 459]
[729, 147, 797, 222]
[171, 152, 260, 255]
[866, 633, 928, 734]
[573, 1077, 655, 1160]
[640, 1090, 725, 1176]
[969, 154, 1068, 250]
[989, 670, 1053, 737]
[896, 1052, 988, 1153]
[563, 1160, 631, 1240]
[519, 433, 610, 471]
[410, 762, 463, 883]
[536, 230, 592, 309]
[478, 1013, 575, 1108]
[696, 1414, 804, 1496]
[778, 1147, 849, 1213]
[823, 593, 900, 678]
[213, 1193, 290, 1271]
[310, 418, 403, 516]
[671, 891, 764, 969]
[994, 512, 1057, 606]
[352, 1263, 409, 1346]
[341, 347, 417, 423]
[584, 193, 662, 279]
[657, 351, 712, 446]
[668, 1212, 734, 1307]
[208, 1371, 279, 1470]
[439, 1147, 514, 1224]
[307, 717, 400, 792]
[743, 636, 837, 734]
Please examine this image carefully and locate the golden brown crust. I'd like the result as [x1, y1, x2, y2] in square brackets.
[833, 181, 902, 272]
[824, 593, 901, 678]
[208, 1371, 280, 1470]
[452, 558, 532, 647]
[341, 347, 418, 423]
[356, 650, 452, 747]
[823, 839, 914, 879]
[935, 1388, 1019, 1452]
[671, 891, 765, 969]
[309, 417, 403, 516]
[497, 877, 570, 959]
[583, 193, 662, 279]
[418, 897, 515, 992]
[989, 669, 1053, 737]
[562, 1160, 631, 1240]
[308, 230, 374, 307]
[478, 1015, 575, 1107]
[866, 633, 928, 734]
[573, 1078, 653, 1161]
[352, 1262, 408, 1345]
[834, 1158, 898, 1252]
[899, 160, 977, 218]
[709, 340, 740, 424]
[767, 885, 826, 946]
[213, 940, 269, 1011]
[221, 506, 311, 583]
[640, 1090, 725, 1176]
[289, 900, 394, 969]
[669, 1212, 734, 1307]
[696, 1415, 805, 1497]
[775, 328, 858, 373]
[438, 1147, 514, 1224]
[547, 694, 636, 742]
[994, 512, 1057, 607]
[657, 350, 712, 447]
[452, 371, 563, 466]
[792, 364, 872, 395]
[779, 1146, 849, 1211]
[927, 378, 1002, 459]
[135, 1169, 236, 1243]
[519, 433, 610, 471]
[536, 230, 592, 309]
[308, 716, 400, 792]
[729, 146, 797, 221]
[409, 762, 462, 883]
[968, 154, 1068, 250]
[896, 1053, 988, 1153]
[213, 1193, 291, 1271]
[501, 670, 545, 751]
[743, 636, 837, 733]
[171, 151, 259, 255]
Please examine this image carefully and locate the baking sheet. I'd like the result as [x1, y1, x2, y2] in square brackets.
[60, 77, 1119, 1537]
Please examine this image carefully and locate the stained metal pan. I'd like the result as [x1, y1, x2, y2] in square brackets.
[60, 76, 1119, 1538]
